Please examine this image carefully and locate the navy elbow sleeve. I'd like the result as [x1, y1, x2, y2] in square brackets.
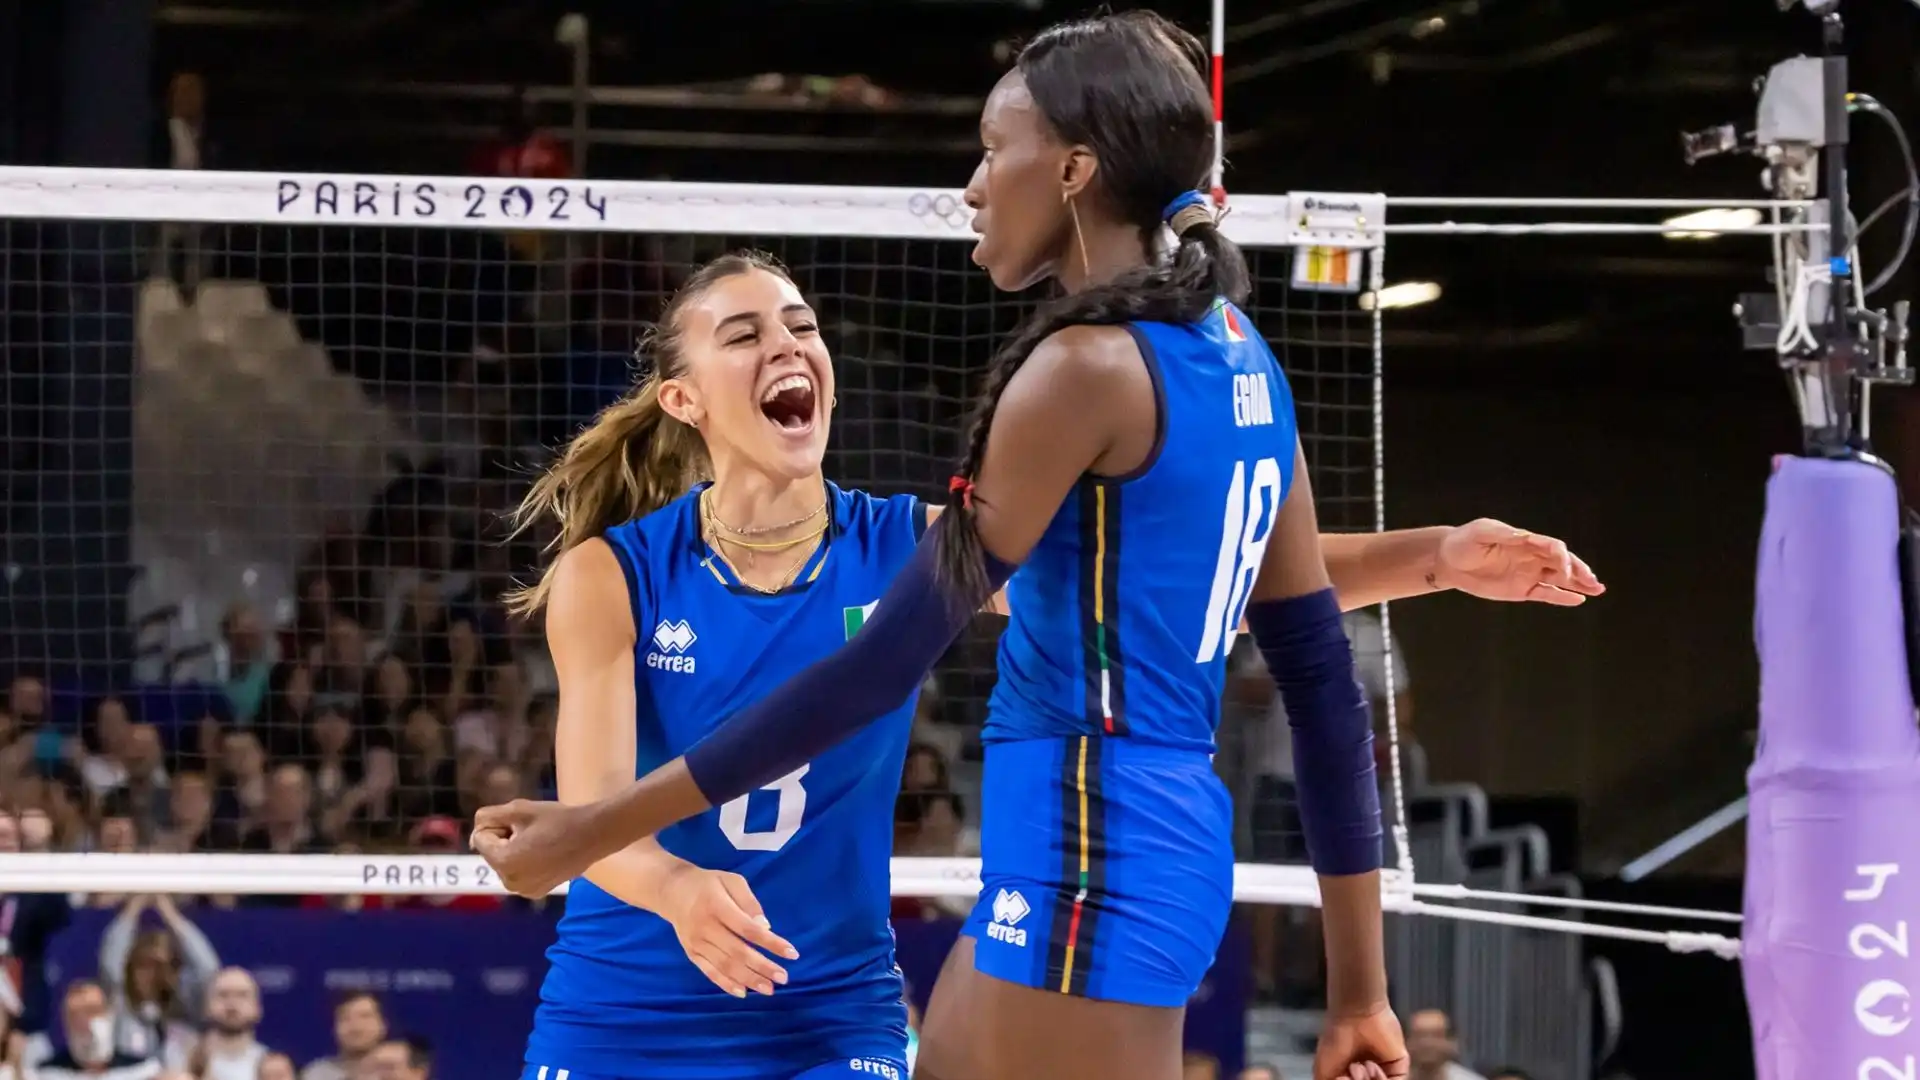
[683, 518, 1016, 806]
[1244, 588, 1383, 876]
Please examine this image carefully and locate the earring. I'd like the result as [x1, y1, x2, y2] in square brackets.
[831, 395, 838, 409]
[1067, 196, 1091, 280]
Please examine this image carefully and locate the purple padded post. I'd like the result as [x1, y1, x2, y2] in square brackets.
[1746, 455, 1920, 1080]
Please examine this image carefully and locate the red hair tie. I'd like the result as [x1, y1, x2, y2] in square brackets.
[947, 475, 976, 510]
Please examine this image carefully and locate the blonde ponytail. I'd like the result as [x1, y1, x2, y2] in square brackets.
[504, 377, 708, 617]
[502, 248, 794, 618]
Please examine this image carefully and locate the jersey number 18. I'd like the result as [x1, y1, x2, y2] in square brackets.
[1196, 457, 1284, 665]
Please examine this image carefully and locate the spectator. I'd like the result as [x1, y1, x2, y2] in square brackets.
[360, 657, 413, 735]
[218, 604, 276, 725]
[356, 1037, 428, 1080]
[237, 766, 321, 856]
[316, 614, 371, 712]
[153, 71, 209, 290]
[214, 733, 268, 834]
[38, 765, 89, 851]
[7, 675, 47, 732]
[890, 745, 972, 922]
[33, 979, 162, 1080]
[319, 744, 400, 845]
[1238, 1065, 1283, 1080]
[192, 968, 268, 1080]
[0, 810, 73, 1037]
[162, 72, 206, 171]
[18, 807, 54, 851]
[86, 793, 142, 907]
[258, 1053, 296, 1080]
[111, 726, 171, 841]
[1408, 1008, 1486, 1080]
[306, 705, 365, 829]
[518, 696, 558, 799]
[79, 699, 137, 800]
[473, 760, 521, 810]
[154, 773, 221, 854]
[261, 664, 315, 763]
[298, 992, 385, 1080]
[894, 745, 966, 858]
[394, 708, 458, 821]
[99, 896, 218, 1068]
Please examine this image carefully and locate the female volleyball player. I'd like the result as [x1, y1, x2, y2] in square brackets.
[487, 18, 1603, 1077]
[504, 251, 926, 1080]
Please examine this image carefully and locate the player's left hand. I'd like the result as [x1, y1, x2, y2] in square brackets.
[1314, 1003, 1410, 1080]
[471, 799, 604, 898]
[1434, 519, 1604, 607]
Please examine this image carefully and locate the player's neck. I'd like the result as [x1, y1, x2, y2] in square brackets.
[1056, 228, 1153, 295]
[702, 470, 829, 543]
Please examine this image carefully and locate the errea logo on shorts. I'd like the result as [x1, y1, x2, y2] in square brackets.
[986, 888, 1030, 948]
[848, 1060, 902, 1078]
[647, 619, 697, 674]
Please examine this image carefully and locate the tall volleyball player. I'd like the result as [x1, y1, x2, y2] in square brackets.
[485, 18, 1604, 1080]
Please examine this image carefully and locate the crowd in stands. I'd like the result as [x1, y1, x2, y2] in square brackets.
[0, 950, 429, 1080]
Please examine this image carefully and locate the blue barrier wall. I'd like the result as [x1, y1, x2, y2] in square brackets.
[46, 906, 1246, 1077]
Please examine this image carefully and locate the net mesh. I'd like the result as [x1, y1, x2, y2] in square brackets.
[0, 170, 1379, 878]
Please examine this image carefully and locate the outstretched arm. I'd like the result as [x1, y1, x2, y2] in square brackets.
[1321, 522, 1603, 612]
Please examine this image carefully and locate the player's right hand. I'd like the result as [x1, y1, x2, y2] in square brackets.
[656, 864, 801, 999]
[472, 799, 606, 897]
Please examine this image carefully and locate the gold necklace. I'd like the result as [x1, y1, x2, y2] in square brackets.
[706, 531, 822, 594]
[700, 495, 827, 594]
[704, 488, 827, 538]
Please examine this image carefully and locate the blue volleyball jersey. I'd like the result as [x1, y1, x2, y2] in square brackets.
[986, 300, 1298, 754]
[527, 482, 924, 1080]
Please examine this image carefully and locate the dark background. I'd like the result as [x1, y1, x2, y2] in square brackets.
[3, 1, 1919, 1077]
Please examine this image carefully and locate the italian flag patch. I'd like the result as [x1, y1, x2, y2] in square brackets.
[843, 601, 878, 640]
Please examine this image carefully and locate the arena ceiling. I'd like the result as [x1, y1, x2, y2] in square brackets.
[155, 0, 1916, 360]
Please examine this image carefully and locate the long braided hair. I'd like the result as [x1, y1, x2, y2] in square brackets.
[935, 10, 1250, 599]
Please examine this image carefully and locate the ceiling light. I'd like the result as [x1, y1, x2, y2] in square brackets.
[1360, 281, 1442, 311]
[1662, 207, 1763, 239]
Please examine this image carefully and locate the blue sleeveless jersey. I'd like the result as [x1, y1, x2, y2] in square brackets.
[986, 300, 1298, 754]
[527, 482, 924, 1080]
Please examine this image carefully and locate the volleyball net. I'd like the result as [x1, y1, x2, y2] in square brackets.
[0, 164, 1389, 891]
[0, 165, 1789, 1078]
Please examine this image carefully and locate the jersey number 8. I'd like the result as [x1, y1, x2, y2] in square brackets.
[718, 764, 811, 852]
[1196, 457, 1284, 665]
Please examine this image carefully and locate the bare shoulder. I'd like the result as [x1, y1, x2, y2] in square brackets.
[997, 324, 1146, 418]
[548, 538, 637, 645]
[1026, 324, 1145, 383]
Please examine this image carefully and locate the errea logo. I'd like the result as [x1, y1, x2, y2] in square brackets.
[647, 619, 697, 674]
[986, 888, 1030, 948]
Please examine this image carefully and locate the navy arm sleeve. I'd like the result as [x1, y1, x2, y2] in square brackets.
[683, 515, 1016, 805]
[1244, 588, 1384, 876]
